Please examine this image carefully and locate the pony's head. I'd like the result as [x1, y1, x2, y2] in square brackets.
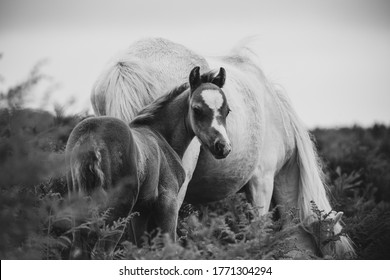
[188, 66, 231, 159]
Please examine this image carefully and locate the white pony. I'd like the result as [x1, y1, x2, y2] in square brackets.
[91, 38, 355, 258]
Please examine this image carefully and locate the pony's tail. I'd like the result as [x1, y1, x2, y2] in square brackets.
[70, 145, 107, 200]
[286, 101, 356, 258]
[91, 54, 159, 123]
[68, 143, 108, 260]
[229, 36, 261, 62]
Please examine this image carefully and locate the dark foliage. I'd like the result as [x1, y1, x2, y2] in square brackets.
[312, 125, 390, 259]
[0, 63, 389, 259]
[0, 64, 84, 259]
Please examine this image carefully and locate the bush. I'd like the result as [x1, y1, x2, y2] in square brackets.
[312, 126, 390, 259]
[1, 62, 389, 259]
[0, 63, 82, 259]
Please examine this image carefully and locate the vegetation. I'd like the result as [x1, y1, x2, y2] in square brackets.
[312, 126, 390, 259]
[0, 65, 389, 259]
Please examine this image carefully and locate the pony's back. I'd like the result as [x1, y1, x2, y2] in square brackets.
[91, 38, 209, 122]
[66, 117, 139, 206]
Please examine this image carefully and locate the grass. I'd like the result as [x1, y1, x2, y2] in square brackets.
[1, 65, 389, 259]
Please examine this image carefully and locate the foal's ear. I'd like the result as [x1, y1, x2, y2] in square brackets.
[189, 66, 201, 91]
[212, 67, 226, 88]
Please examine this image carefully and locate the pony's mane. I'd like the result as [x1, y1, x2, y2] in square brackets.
[91, 54, 160, 123]
[131, 70, 219, 126]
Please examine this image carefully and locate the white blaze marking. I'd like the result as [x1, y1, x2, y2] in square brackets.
[201, 90, 230, 143]
[201, 89, 223, 110]
[212, 117, 229, 141]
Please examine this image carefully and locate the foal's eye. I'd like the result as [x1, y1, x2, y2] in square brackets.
[193, 107, 202, 116]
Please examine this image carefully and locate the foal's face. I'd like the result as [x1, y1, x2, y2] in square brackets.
[189, 83, 232, 159]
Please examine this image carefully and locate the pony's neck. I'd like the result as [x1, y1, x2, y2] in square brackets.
[149, 90, 195, 159]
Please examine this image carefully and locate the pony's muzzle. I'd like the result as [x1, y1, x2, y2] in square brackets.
[213, 139, 231, 159]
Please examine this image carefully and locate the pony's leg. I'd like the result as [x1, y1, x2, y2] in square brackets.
[69, 225, 92, 259]
[69, 225, 86, 259]
[273, 162, 300, 223]
[92, 176, 139, 259]
[155, 189, 180, 241]
[67, 170, 91, 259]
[177, 138, 201, 207]
[273, 161, 316, 256]
[128, 208, 151, 247]
[244, 167, 274, 217]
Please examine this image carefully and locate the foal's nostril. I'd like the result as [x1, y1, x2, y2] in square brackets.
[215, 141, 224, 153]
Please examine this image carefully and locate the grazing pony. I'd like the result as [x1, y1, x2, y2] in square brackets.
[91, 37, 355, 258]
[66, 67, 231, 259]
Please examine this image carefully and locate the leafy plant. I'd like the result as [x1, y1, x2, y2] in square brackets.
[1, 61, 389, 259]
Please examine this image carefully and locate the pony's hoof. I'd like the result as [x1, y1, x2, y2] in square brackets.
[70, 247, 84, 260]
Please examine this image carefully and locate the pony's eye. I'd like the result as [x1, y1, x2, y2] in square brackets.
[226, 108, 231, 116]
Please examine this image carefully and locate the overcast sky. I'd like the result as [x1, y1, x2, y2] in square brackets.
[1, 0, 390, 127]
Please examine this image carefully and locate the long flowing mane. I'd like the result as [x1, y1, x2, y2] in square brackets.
[131, 70, 220, 126]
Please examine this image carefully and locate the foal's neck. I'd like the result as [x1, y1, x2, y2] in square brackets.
[149, 91, 195, 159]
